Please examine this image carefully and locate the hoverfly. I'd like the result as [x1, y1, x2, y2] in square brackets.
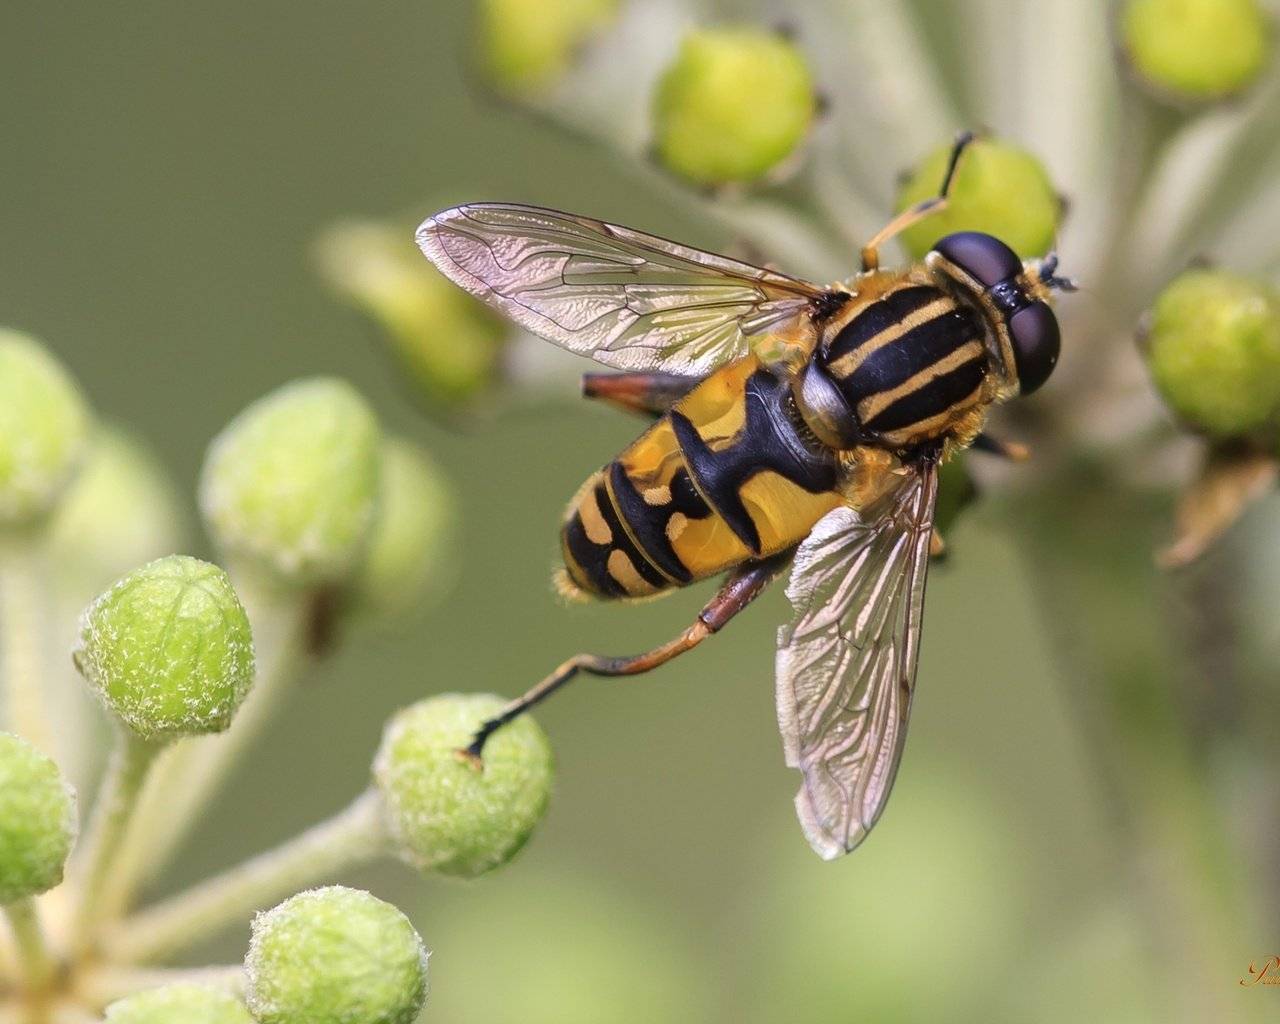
[416, 133, 1074, 859]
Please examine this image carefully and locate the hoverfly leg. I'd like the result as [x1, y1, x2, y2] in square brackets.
[581, 371, 703, 419]
[929, 529, 946, 559]
[859, 130, 977, 272]
[459, 552, 793, 764]
[972, 432, 1030, 461]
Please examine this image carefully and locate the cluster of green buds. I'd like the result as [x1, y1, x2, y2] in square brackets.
[0, 341, 555, 1021]
[1140, 270, 1280, 566]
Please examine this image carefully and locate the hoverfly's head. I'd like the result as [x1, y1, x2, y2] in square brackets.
[926, 231, 1070, 396]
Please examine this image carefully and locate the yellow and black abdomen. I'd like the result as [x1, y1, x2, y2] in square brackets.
[561, 357, 843, 600]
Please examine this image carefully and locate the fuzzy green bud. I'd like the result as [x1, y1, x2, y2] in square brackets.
[373, 693, 553, 878]
[246, 887, 428, 1024]
[74, 556, 254, 741]
[0, 733, 76, 904]
[896, 138, 1061, 260]
[199, 378, 381, 587]
[0, 329, 91, 527]
[653, 28, 817, 186]
[47, 426, 184, 599]
[1144, 269, 1280, 438]
[477, 0, 619, 94]
[356, 438, 458, 615]
[104, 985, 254, 1024]
[316, 222, 506, 408]
[1120, 0, 1272, 103]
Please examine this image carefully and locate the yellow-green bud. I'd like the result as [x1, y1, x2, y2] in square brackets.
[104, 985, 254, 1024]
[0, 733, 76, 904]
[1144, 269, 1280, 437]
[316, 222, 507, 408]
[356, 438, 458, 615]
[373, 694, 553, 879]
[477, 0, 619, 94]
[1120, 0, 1272, 103]
[246, 887, 428, 1024]
[0, 329, 91, 527]
[199, 379, 381, 587]
[653, 28, 817, 186]
[47, 426, 184, 599]
[896, 138, 1061, 260]
[74, 556, 255, 741]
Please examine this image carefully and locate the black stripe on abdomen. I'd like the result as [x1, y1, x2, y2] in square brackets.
[607, 462, 710, 584]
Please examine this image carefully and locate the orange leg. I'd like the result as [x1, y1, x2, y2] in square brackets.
[860, 130, 976, 272]
[581, 371, 701, 418]
[461, 552, 792, 762]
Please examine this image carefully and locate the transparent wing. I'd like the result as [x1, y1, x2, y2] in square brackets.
[415, 203, 828, 374]
[775, 462, 939, 860]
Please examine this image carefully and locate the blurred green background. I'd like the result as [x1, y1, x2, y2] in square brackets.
[3, 2, 1275, 1021]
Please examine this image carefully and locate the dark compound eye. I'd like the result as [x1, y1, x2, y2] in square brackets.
[933, 232, 1022, 288]
[1009, 301, 1060, 394]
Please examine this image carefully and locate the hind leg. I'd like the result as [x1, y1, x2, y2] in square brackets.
[582, 371, 702, 418]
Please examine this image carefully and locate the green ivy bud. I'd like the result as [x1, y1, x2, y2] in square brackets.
[653, 28, 817, 186]
[477, 0, 619, 94]
[356, 438, 458, 615]
[246, 886, 428, 1024]
[896, 138, 1061, 260]
[47, 426, 184, 600]
[104, 985, 254, 1024]
[74, 556, 255, 741]
[1120, 0, 1272, 103]
[0, 733, 76, 904]
[373, 694, 553, 878]
[316, 222, 507, 408]
[199, 379, 381, 587]
[1144, 269, 1280, 438]
[0, 329, 91, 527]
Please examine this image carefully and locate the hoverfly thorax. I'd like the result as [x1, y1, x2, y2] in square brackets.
[926, 231, 1066, 399]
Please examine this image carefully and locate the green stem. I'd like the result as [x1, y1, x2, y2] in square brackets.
[98, 580, 311, 918]
[73, 965, 244, 1012]
[107, 790, 388, 965]
[1, 901, 54, 997]
[0, 537, 54, 755]
[71, 730, 162, 950]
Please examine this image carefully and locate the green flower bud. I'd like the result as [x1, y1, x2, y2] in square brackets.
[477, 0, 619, 94]
[0, 329, 91, 527]
[1120, 0, 1272, 103]
[896, 138, 1061, 260]
[1144, 269, 1280, 437]
[653, 28, 817, 186]
[104, 985, 254, 1024]
[0, 733, 76, 904]
[47, 426, 184, 600]
[246, 887, 428, 1024]
[199, 379, 381, 587]
[74, 556, 255, 741]
[316, 222, 507, 408]
[373, 693, 553, 878]
[356, 438, 458, 615]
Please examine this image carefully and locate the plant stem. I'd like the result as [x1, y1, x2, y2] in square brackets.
[71, 730, 162, 950]
[98, 581, 311, 918]
[0, 537, 54, 755]
[73, 965, 244, 1012]
[107, 790, 388, 965]
[1, 901, 54, 998]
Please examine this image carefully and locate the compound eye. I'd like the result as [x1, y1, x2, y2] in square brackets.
[1009, 301, 1060, 394]
[933, 232, 1022, 288]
